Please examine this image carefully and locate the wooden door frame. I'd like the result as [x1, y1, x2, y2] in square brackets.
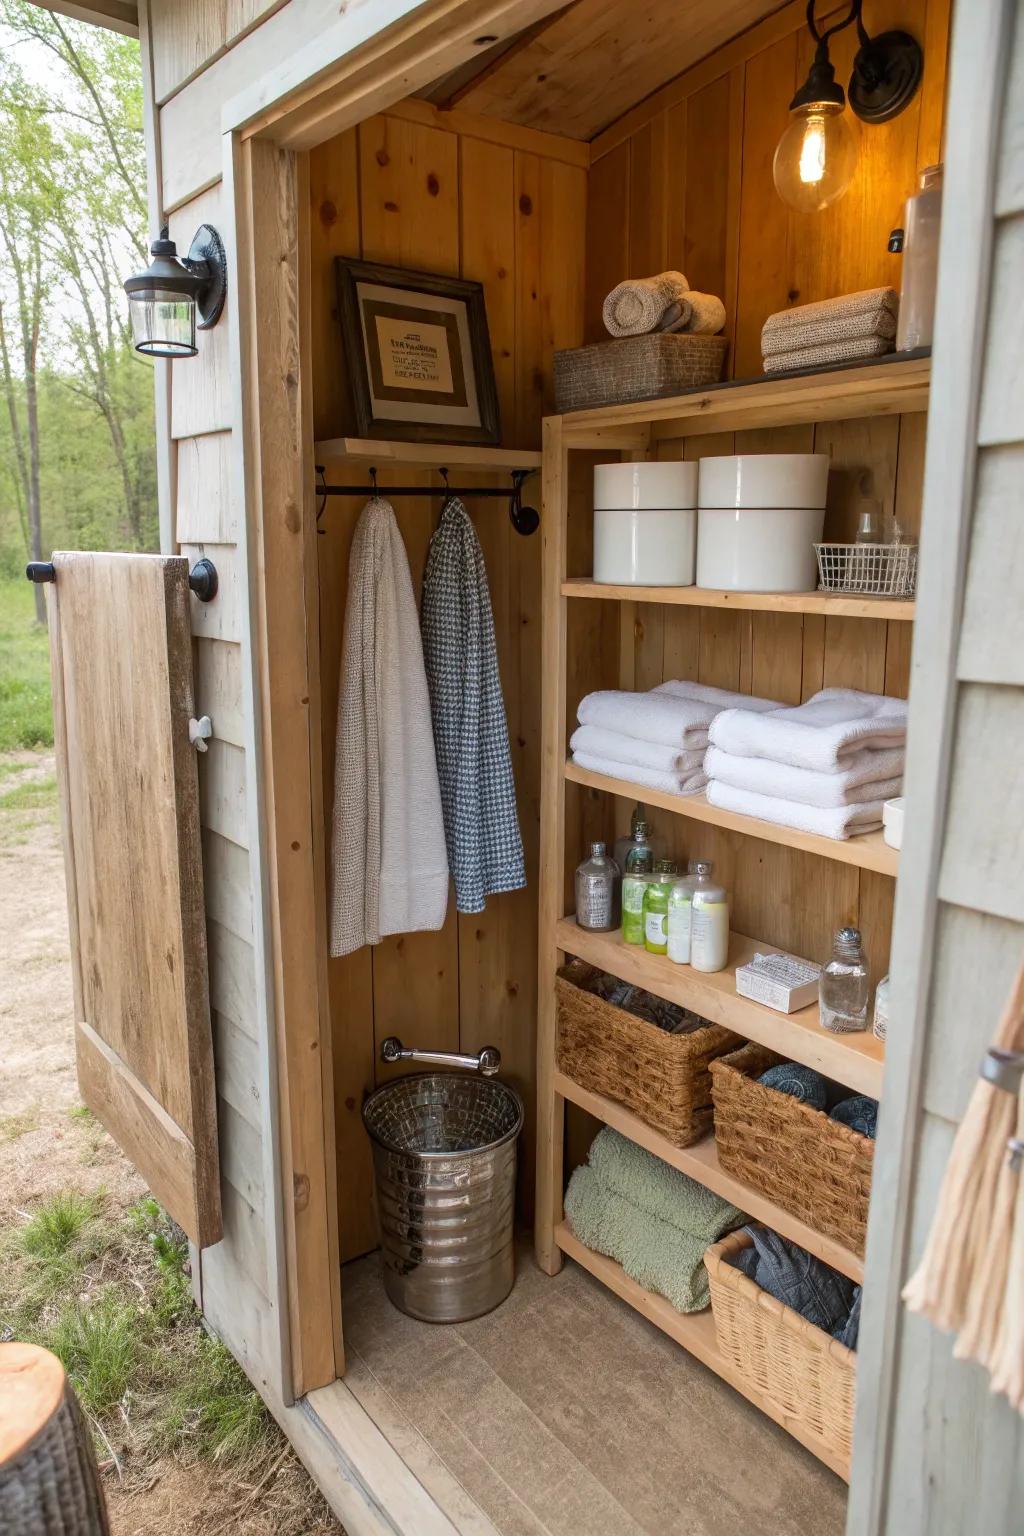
[224, 0, 574, 1402]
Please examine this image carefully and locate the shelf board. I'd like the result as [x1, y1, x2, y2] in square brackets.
[554, 1070, 863, 1281]
[562, 578, 914, 622]
[565, 761, 899, 878]
[556, 354, 930, 444]
[554, 918, 884, 1098]
[314, 436, 542, 470]
[555, 1222, 850, 1481]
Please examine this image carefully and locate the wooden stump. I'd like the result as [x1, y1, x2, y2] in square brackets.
[0, 1343, 110, 1535]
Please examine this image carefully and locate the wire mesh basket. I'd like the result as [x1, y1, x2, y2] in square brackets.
[814, 541, 918, 598]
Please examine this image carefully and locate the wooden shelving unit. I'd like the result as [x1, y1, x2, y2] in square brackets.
[555, 919, 884, 1098]
[564, 761, 899, 877]
[537, 358, 919, 1477]
[314, 436, 542, 470]
[562, 577, 914, 622]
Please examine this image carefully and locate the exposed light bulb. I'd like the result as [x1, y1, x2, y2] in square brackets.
[773, 101, 858, 213]
[798, 114, 827, 184]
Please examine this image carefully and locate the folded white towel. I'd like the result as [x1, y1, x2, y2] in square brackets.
[708, 688, 908, 771]
[706, 780, 886, 840]
[578, 680, 779, 750]
[704, 744, 904, 808]
[570, 724, 705, 776]
[572, 750, 706, 797]
[603, 271, 690, 338]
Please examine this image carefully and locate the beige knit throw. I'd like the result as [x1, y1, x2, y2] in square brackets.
[603, 271, 690, 337]
[763, 333, 895, 374]
[762, 287, 899, 354]
[330, 496, 449, 958]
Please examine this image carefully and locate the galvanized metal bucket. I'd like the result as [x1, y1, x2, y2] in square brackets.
[362, 1071, 524, 1323]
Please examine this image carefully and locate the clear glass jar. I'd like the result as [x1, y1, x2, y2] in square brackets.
[667, 875, 697, 964]
[690, 861, 730, 973]
[575, 841, 618, 932]
[896, 164, 943, 352]
[613, 805, 652, 880]
[820, 926, 870, 1034]
[642, 859, 676, 955]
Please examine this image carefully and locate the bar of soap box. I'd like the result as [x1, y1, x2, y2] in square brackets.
[735, 951, 822, 1014]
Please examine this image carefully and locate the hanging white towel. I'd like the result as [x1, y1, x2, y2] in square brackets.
[577, 680, 778, 751]
[421, 497, 526, 915]
[708, 688, 908, 771]
[704, 744, 905, 808]
[330, 497, 449, 959]
[706, 780, 887, 840]
[570, 724, 705, 776]
[571, 751, 707, 797]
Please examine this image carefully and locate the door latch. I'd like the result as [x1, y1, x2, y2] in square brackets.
[189, 716, 214, 753]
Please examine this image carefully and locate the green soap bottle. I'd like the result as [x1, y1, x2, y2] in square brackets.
[621, 838, 654, 945]
[643, 859, 676, 955]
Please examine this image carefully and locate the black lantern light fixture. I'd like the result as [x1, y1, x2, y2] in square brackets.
[773, 0, 923, 213]
[124, 224, 227, 359]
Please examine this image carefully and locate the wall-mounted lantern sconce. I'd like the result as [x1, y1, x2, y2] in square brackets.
[773, 0, 923, 213]
[123, 224, 227, 358]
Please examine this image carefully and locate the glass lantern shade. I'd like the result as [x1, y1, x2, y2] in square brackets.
[128, 286, 197, 358]
[773, 100, 859, 213]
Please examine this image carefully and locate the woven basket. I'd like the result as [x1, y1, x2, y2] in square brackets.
[556, 960, 739, 1146]
[705, 1229, 856, 1472]
[709, 1043, 874, 1255]
[554, 333, 728, 413]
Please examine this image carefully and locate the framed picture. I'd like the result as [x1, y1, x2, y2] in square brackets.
[335, 258, 500, 446]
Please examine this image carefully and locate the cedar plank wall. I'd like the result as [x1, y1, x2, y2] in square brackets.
[141, 1, 287, 1391]
[568, 0, 951, 990]
[309, 112, 587, 1258]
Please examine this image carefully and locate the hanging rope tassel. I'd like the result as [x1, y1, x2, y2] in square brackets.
[903, 965, 1024, 1348]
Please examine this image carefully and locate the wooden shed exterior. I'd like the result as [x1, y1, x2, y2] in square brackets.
[32, 0, 1024, 1530]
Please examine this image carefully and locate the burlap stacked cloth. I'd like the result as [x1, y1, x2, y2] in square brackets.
[761, 287, 899, 374]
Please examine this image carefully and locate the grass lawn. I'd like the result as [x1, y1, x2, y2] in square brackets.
[0, 575, 54, 750]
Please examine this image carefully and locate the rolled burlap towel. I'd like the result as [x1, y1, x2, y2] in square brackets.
[603, 271, 690, 337]
[680, 291, 726, 335]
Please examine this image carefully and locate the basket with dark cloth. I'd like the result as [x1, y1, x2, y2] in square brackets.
[554, 332, 728, 413]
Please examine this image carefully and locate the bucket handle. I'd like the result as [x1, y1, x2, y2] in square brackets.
[380, 1037, 501, 1076]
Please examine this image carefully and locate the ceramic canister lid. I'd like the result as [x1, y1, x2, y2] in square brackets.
[698, 452, 830, 510]
[594, 460, 698, 511]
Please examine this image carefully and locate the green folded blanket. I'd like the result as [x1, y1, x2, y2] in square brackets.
[587, 1127, 744, 1240]
[564, 1128, 746, 1313]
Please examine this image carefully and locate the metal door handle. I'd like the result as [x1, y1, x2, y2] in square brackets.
[380, 1037, 501, 1076]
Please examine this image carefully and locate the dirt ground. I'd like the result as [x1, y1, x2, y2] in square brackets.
[0, 753, 339, 1535]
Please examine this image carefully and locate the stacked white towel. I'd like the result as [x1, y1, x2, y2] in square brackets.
[705, 689, 908, 839]
[572, 681, 780, 796]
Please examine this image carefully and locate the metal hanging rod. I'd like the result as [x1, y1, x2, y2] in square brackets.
[315, 464, 540, 537]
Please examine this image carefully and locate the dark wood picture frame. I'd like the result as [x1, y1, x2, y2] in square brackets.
[335, 257, 501, 446]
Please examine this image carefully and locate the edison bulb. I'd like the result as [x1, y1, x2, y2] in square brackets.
[773, 101, 858, 212]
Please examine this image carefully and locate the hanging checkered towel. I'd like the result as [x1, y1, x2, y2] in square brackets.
[421, 497, 526, 914]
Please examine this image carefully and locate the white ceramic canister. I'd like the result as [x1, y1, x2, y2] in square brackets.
[696, 453, 829, 592]
[593, 461, 698, 586]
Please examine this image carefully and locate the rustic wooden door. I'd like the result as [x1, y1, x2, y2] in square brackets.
[45, 552, 221, 1247]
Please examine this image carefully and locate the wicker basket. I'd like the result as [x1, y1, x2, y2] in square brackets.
[709, 1043, 874, 1254]
[556, 960, 739, 1146]
[554, 333, 728, 413]
[705, 1229, 856, 1471]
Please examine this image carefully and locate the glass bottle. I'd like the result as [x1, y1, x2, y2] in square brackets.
[896, 164, 943, 353]
[613, 804, 651, 879]
[820, 927, 870, 1034]
[642, 859, 676, 955]
[621, 838, 654, 947]
[690, 861, 730, 973]
[575, 842, 618, 932]
[873, 974, 890, 1042]
[667, 872, 697, 965]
